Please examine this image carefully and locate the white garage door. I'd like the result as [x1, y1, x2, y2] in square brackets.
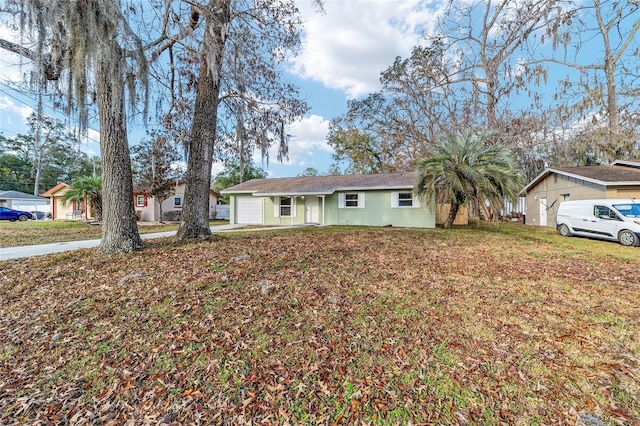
[236, 196, 263, 224]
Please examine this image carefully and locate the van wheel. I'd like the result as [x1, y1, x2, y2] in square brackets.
[618, 230, 639, 247]
[558, 224, 572, 237]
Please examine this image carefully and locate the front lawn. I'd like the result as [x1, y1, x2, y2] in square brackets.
[0, 220, 229, 248]
[1, 224, 638, 424]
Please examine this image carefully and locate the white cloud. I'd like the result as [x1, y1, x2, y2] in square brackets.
[211, 161, 226, 177]
[78, 128, 101, 157]
[260, 114, 331, 168]
[290, 0, 443, 98]
[0, 95, 33, 122]
[289, 113, 333, 154]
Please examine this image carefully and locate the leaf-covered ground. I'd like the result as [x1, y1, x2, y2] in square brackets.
[1, 226, 639, 425]
[0, 220, 229, 248]
[0, 221, 176, 248]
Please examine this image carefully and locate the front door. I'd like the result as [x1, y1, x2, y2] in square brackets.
[539, 197, 547, 226]
[305, 196, 319, 224]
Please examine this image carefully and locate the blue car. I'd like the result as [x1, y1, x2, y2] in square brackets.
[0, 206, 34, 221]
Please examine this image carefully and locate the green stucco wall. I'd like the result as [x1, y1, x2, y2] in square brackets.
[263, 196, 309, 226]
[229, 191, 435, 228]
[324, 191, 434, 228]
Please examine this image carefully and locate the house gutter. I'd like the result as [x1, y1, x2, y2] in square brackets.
[336, 185, 413, 191]
[220, 189, 255, 195]
[252, 191, 334, 197]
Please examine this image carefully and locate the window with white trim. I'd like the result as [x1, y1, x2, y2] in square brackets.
[136, 195, 145, 207]
[274, 196, 296, 217]
[280, 196, 292, 217]
[174, 196, 182, 207]
[398, 192, 413, 207]
[338, 193, 365, 208]
[391, 191, 420, 208]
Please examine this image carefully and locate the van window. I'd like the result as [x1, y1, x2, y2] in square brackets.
[613, 203, 640, 218]
[594, 205, 617, 219]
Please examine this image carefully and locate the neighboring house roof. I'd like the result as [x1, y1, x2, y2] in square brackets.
[0, 190, 50, 202]
[222, 172, 418, 196]
[612, 159, 640, 169]
[40, 182, 70, 197]
[521, 162, 640, 195]
[133, 183, 222, 198]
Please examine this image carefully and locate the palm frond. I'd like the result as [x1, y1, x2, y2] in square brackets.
[414, 130, 524, 226]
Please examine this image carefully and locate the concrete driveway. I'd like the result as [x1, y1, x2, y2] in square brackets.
[0, 224, 252, 261]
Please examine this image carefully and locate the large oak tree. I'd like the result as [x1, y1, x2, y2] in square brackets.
[328, 0, 569, 178]
[1, 0, 146, 253]
[545, 0, 640, 165]
[2, 0, 317, 248]
[151, 0, 314, 239]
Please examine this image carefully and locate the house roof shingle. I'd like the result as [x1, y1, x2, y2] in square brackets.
[552, 165, 640, 182]
[522, 162, 640, 194]
[0, 190, 50, 201]
[222, 172, 418, 196]
[132, 182, 222, 198]
[612, 159, 640, 169]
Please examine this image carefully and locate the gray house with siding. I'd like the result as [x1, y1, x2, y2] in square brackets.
[221, 172, 436, 228]
[521, 160, 640, 227]
[0, 190, 50, 210]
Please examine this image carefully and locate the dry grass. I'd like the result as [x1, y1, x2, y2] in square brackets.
[0, 220, 229, 248]
[1, 224, 638, 424]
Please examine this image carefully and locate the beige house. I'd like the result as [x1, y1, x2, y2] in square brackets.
[133, 182, 222, 222]
[40, 183, 90, 220]
[521, 160, 640, 228]
[42, 181, 222, 222]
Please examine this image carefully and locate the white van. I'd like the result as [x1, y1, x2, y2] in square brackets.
[556, 199, 640, 246]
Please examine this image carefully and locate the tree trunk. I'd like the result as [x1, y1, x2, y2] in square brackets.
[33, 158, 42, 196]
[594, 0, 618, 160]
[478, 199, 493, 222]
[177, 4, 229, 240]
[177, 57, 220, 239]
[96, 51, 144, 253]
[93, 195, 103, 222]
[444, 203, 460, 229]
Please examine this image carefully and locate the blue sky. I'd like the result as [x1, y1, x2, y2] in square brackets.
[272, 0, 438, 176]
[0, 0, 441, 181]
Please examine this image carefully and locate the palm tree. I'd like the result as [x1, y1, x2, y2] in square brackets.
[415, 130, 523, 228]
[61, 176, 103, 221]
